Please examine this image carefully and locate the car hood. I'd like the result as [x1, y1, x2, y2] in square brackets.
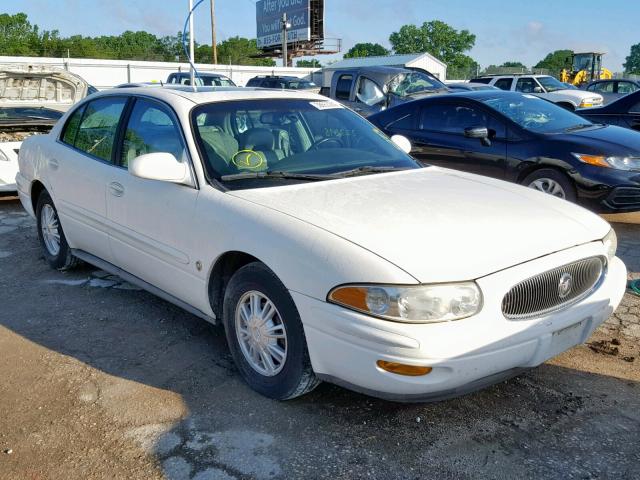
[0, 64, 89, 112]
[227, 168, 610, 283]
[546, 89, 602, 102]
[550, 124, 640, 154]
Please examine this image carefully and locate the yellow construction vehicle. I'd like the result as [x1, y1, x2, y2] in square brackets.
[560, 52, 612, 87]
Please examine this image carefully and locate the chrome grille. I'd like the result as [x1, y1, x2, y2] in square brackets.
[502, 256, 605, 320]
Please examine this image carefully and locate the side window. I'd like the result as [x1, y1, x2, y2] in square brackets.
[335, 74, 353, 100]
[74, 97, 127, 162]
[515, 78, 537, 93]
[493, 78, 513, 90]
[61, 104, 86, 146]
[356, 77, 384, 106]
[120, 99, 186, 168]
[594, 82, 614, 93]
[617, 82, 636, 94]
[382, 106, 416, 130]
[420, 103, 506, 137]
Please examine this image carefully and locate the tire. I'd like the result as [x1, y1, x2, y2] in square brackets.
[522, 168, 577, 202]
[36, 191, 79, 270]
[222, 262, 320, 400]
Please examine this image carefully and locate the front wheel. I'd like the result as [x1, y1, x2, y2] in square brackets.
[523, 168, 577, 202]
[222, 262, 320, 400]
[36, 191, 79, 270]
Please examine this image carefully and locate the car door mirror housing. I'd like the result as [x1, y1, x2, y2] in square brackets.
[391, 134, 412, 154]
[533, 86, 544, 93]
[129, 152, 193, 186]
[464, 126, 489, 139]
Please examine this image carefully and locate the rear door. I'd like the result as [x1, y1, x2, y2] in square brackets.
[410, 101, 507, 178]
[47, 96, 128, 263]
[105, 96, 201, 306]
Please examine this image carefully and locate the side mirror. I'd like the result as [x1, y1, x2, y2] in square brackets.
[533, 86, 544, 93]
[391, 134, 412, 154]
[129, 152, 193, 186]
[464, 126, 489, 139]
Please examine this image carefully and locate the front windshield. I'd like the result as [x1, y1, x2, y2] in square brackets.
[537, 76, 568, 93]
[482, 94, 593, 133]
[0, 107, 62, 121]
[191, 98, 419, 186]
[388, 72, 445, 97]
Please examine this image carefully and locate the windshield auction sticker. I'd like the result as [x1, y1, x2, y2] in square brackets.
[310, 101, 343, 110]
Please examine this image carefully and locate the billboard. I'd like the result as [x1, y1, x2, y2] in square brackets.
[256, 0, 312, 49]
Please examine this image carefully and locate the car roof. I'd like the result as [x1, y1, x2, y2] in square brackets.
[169, 71, 228, 78]
[91, 85, 325, 105]
[407, 89, 528, 102]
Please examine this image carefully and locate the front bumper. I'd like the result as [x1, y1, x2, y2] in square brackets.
[295, 241, 627, 402]
[572, 165, 640, 213]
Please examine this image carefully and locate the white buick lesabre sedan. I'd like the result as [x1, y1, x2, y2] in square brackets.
[16, 86, 626, 401]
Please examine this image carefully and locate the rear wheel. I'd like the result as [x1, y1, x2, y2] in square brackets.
[36, 191, 79, 270]
[523, 168, 576, 202]
[223, 262, 320, 400]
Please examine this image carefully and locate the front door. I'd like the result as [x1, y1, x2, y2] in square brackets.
[410, 102, 507, 179]
[105, 97, 201, 306]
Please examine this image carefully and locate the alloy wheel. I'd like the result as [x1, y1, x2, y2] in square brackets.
[528, 178, 567, 199]
[40, 204, 61, 256]
[235, 290, 288, 376]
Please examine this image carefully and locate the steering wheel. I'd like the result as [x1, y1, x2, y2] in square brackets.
[309, 137, 344, 150]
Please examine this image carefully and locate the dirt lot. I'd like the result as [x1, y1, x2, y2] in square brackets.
[0, 197, 639, 480]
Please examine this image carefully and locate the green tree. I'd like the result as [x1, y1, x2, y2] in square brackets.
[216, 37, 275, 66]
[344, 42, 389, 59]
[534, 50, 573, 74]
[624, 43, 640, 74]
[296, 59, 321, 67]
[0, 12, 41, 55]
[501, 61, 527, 69]
[389, 20, 476, 79]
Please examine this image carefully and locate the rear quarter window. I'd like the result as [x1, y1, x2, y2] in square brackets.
[61, 104, 86, 146]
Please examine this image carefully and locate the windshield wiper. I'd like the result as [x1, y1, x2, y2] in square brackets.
[564, 123, 596, 132]
[331, 166, 411, 178]
[220, 171, 332, 182]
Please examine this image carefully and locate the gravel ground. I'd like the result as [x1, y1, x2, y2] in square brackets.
[0, 197, 639, 480]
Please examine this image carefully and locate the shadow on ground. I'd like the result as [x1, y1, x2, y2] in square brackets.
[1, 199, 639, 480]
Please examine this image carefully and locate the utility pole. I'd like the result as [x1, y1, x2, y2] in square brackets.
[189, 0, 195, 86]
[281, 13, 291, 68]
[210, 0, 217, 64]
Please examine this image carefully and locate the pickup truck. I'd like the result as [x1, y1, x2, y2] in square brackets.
[321, 66, 449, 116]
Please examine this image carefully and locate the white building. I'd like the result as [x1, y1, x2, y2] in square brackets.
[321, 53, 447, 86]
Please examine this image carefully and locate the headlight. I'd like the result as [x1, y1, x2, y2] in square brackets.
[328, 282, 482, 323]
[602, 228, 617, 261]
[572, 153, 640, 171]
[579, 98, 601, 108]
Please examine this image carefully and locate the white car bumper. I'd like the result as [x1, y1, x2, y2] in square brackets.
[295, 241, 627, 401]
[0, 141, 20, 193]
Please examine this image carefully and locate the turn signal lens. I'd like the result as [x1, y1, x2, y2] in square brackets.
[376, 360, 432, 376]
[572, 153, 609, 167]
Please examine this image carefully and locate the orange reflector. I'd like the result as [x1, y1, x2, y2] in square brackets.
[577, 154, 609, 167]
[329, 286, 369, 311]
[376, 360, 433, 376]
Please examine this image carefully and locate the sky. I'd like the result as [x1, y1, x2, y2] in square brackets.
[1, 0, 635, 72]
